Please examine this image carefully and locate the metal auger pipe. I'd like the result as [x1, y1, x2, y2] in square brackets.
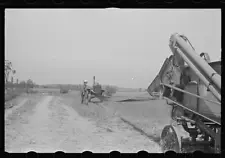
[169, 33, 221, 102]
[169, 33, 221, 94]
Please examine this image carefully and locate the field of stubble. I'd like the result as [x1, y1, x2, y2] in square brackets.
[5, 88, 172, 153]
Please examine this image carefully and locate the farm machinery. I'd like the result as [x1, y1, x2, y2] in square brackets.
[81, 76, 107, 105]
[147, 33, 221, 153]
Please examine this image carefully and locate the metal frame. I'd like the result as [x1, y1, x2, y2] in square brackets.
[150, 33, 221, 153]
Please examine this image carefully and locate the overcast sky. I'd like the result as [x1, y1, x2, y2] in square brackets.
[5, 9, 221, 88]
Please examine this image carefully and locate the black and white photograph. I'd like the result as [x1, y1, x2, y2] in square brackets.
[4, 9, 221, 153]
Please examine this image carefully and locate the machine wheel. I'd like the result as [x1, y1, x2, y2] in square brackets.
[87, 94, 92, 103]
[97, 95, 103, 102]
[160, 125, 182, 153]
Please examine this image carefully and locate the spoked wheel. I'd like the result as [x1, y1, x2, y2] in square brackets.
[160, 125, 182, 153]
[97, 95, 103, 103]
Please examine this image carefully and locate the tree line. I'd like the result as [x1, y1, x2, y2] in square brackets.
[5, 60, 37, 91]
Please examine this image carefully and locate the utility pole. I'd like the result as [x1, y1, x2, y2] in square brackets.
[93, 76, 95, 87]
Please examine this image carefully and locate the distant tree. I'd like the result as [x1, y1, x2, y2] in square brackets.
[5, 60, 16, 84]
[33, 82, 38, 88]
[19, 81, 26, 88]
[11, 76, 14, 84]
[104, 85, 117, 96]
[27, 79, 34, 88]
[9, 76, 14, 89]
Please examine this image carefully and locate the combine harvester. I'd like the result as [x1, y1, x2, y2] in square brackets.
[147, 33, 221, 153]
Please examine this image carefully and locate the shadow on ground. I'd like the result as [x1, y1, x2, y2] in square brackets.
[116, 98, 155, 102]
[90, 100, 103, 104]
[119, 116, 161, 146]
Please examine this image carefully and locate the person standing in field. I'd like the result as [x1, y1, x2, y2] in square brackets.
[81, 80, 88, 104]
[82, 80, 88, 94]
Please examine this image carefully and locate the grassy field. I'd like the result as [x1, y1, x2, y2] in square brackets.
[5, 87, 63, 109]
[59, 90, 173, 145]
[108, 91, 155, 102]
[111, 92, 173, 145]
[108, 99, 172, 130]
[5, 88, 27, 102]
[32, 87, 61, 94]
[5, 88, 174, 151]
[4, 87, 47, 109]
[6, 88, 172, 140]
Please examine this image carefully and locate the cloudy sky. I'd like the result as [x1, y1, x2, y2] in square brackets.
[5, 9, 221, 88]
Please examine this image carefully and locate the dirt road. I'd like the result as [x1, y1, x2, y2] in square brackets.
[5, 93, 163, 153]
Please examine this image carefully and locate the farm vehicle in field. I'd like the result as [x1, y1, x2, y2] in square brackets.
[81, 76, 108, 105]
[147, 33, 221, 153]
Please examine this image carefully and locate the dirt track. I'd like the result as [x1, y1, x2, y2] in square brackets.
[5, 92, 169, 153]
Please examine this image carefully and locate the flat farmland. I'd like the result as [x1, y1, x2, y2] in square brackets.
[5, 90, 173, 153]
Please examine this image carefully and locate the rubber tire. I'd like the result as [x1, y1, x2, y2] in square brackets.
[160, 125, 182, 153]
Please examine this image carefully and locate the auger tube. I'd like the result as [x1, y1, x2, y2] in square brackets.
[169, 33, 221, 101]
